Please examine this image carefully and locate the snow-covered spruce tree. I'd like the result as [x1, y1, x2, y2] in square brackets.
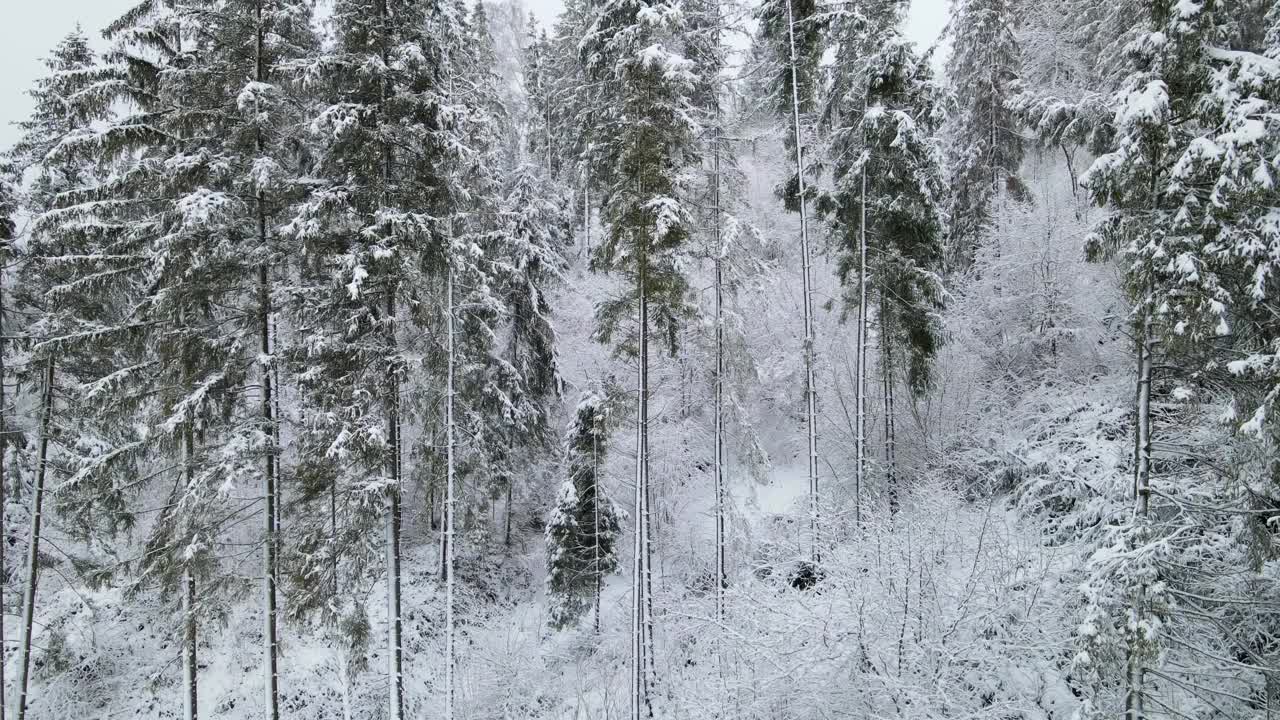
[534, 0, 598, 185]
[11, 6, 265, 715]
[52, 3, 317, 718]
[754, 0, 823, 560]
[1174, 11, 1280, 495]
[819, 0, 897, 526]
[818, 35, 947, 513]
[1077, 0, 1233, 714]
[754, 0, 821, 145]
[487, 165, 570, 545]
[4, 30, 122, 720]
[943, 0, 1030, 269]
[435, 0, 566, 554]
[484, 0, 532, 169]
[545, 392, 622, 631]
[281, 0, 450, 717]
[184, 4, 318, 716]
[523, 25, 558, 172]
[581, 0, 700, 711]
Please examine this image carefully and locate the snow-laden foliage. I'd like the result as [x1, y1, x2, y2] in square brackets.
[545, 392, 623, 629]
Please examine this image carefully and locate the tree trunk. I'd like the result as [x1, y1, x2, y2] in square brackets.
[254, 3, 280, 715]
[13, 358, 53, 720]
[881, 308, 898, 516]
[445, 265, 457, 720]
[854, 141, 868, 529]
[1125, 312, 1153, 720]
[182, 424, 198, 720]
[0, 239, 8, 720]
[385, 294, 404, 720]
[584, 185, 591, 257]
[593, 427, 602, 634]
[631, 236, 653, 720]
[504, 480, 513, 547]
[712, 122, 727, 622]
[379, 3, 405, 716]
[783, 0, 820, 563]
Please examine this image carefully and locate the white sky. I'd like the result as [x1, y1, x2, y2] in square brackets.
[0, 0, 948, 152]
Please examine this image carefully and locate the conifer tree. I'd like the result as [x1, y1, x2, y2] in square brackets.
[281, 1, 451, 717]
[545, 392, 622, 630]
[437, 0, 564, 550]
[41, 5, 315, 718]
[6, 27, 135, 720]
[820, 35, 947, 511]
[1079, 0, 1232, 714]
[944, 0, 1030, 269]
[489, 165, 570, 543]
[581, 0, 700, 710]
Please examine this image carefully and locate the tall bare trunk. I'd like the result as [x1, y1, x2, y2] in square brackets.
[783, 0, 820, 562]
[854, 142, 868, 528]
[254, 3, 281, 715]
[182, 424, 198, 720]
[0, 242, 7, 720]
[712, 122, 727, 622]
[445, 265, 457, 720]
[1125, 312, 1153, 720]
[880, 306, 898, 516]
[584, 185, 591, 257]
[378, 3, 404, 716]
[385, 291, 404, 720]
[631, 241, 654, 720]
[593, 427, 602, 634]
[13, 358, 53, 720]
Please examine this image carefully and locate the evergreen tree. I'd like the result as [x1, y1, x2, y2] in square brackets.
[545, 392, 622, 630]
[581, 0, 700, 710]
[486, 165, 570, 544]
[1079, 0, 1241, 714]
[280, 0, 451, 716]
[819, 35, 947, 511]
[755, 0, 822, 128]
[37, 5, 316, 718]
[6, 25, 144, 720]
[944, 0, 1030, 268]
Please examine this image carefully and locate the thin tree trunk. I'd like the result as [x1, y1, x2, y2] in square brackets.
[887, 364, 897, 513]
[445, 264, 457, 720]
[505, 323, 520, 548]
[182, 424, 198, 720]
[379, 3, 404, 716]
[13, 358, 53, 720]
[712, 122, 726, 622]
[504, 481, 513, 547]
[385, 291, 404, 720]
[854, 140, 868, 529]
[1125, 312, 1153, 720]
[783, 0, 820, 563]
[631, 237, 653, 720]
[881, 309, 898, 516]
[0, 240, 7, 720]
[254, 2, 280, 715]
[593, 426, 602, 634]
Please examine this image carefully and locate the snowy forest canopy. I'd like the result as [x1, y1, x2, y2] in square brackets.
[0, 0, 1278, 718]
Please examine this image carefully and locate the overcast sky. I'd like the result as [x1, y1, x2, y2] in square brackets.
[0, 0, 948, 152]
